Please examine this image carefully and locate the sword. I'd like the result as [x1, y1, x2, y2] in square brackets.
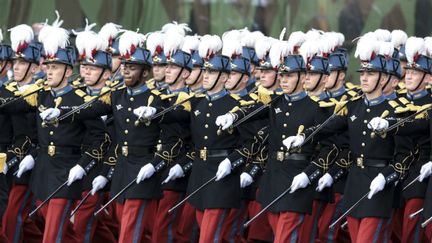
[29, 180, 69, 217]
[94, 177, 136, 216]
[70, 190, 92, 218]
[409, 208, 423, 219]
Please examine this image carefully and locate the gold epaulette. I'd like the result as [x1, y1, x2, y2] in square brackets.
[230, 94, 256, 106]
[414, 104, 432, 119]
[151, 89, 162, 96]
[176, 91, 193, 111]
[345, 82, 359, 90]
[107, 80, 121, 88]
[388, 99, 410, 114]
[71, 78, 83, 88]
[257, 85, 273, 105]
[249, 93, 259, 101]
[146, 78, 156, 89]
[99, 87, 112, 105]
[5, 81, 17, 93]
[75, 89, 95, 103]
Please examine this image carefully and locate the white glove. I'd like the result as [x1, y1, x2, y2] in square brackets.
[91, 175, 109, 195]
[101, 115, 108, 121]
[283, 135, 304, 151]
[367, 117, 389, 131]
[290, 172, 310, 193]
[215, 113, 235, 130]
[316, 173, 334, 192]
[419, 161, 432, 182]
[39, 108, 61, 121]
[162, 164, 185, 184]
[133, 106, 157, 119]
[67, 164, 86, 186]
[240, 172, 254, 188]
[136, 163, 156, 184]
[215, 158, 232, 181]
[368, 173, 386, 199]
[2, 164, 8, 175]
[16, 155, 35, 178]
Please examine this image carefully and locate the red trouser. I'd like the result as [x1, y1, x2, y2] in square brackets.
[94, 193, 119, 240]
[425, 223, 432, 242]
[347, 216, 391, 243]
[152, 190, 190, 243]
[39, 198, 79, 243]
[316, 193, 350, 243]
[177, 202, 199, 242]
[196, 208, 241, 243]
[118, 199, 157, 243]
[300, 199, 326, 243]
[403, 198, 426, 243]
[73, 190, 116, 243]
[1, 184, 43, 243]
[391, 207, 403, 243]
[246, 200, 273, 242]
[268, 211, 304, 243]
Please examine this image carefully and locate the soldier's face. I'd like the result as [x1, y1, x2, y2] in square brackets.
[82, 65, 108, 86]
[304, 72, 324, 91]
[0, 61, 11, 75]
[13, 59, 36, 82]
[185, 67, 203, 85]
[405, 69, 428, 92]
[225, 71, 247, 90]
[165, 64, 183, 84]
[123, 64, 147, 87]
[152, 64, 166, 81]
[359, 71, 382, 93]
[46, 63, 71, 87]
[280, 72, 304, 94]
[260, 69, 277, 88]
[326, 71, 345, 90]
[203, 69, 221, 90]
[112, 56, 121, 73]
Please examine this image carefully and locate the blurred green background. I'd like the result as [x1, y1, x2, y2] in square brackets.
[1, 0, 431, 82]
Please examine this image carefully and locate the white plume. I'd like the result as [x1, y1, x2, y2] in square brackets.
[423, 37, 432, 57]
[146, 32, 165, 56]
[269, 40, 289, 68]
[279, 27, 286, 41]
[41, 26, 69, 58]
[98, 22, 122, 45]
[287, 31, 306, 51]
[405, 37, 425, 63]
[241, 30, 264, 48]
[354, 36, 380, 61]
[119, 30, 146, 57]
[8, 24, 34, 53]
[198, 34, 222, 59]
[0, 29, 3, 43]
[305, 29, 322, 41]
[161, 21, 191, 36]
[222, 30, 242, 57]
[391, 29, 407, 49]
[164, 32, 184, 57]
[374, 29, 391, 42]
[52, 10, 64, 28]
[378, 41, 394, 57]
[299, 40, 320, 63]
[182, 35, 200, 54]
[75, 30, 96, 57]
[255, 36, 275, 60]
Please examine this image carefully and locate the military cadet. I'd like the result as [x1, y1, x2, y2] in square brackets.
[13, 24, 107, 243]
[184, 35, 205, 94]
[98, 22, 123, 82]
[287, 35, 403, 243]
[146, 31, 168, 91]
[71, 30, 116, 243]
[0, 24, 44, 243]
[239, 29, 264, 92]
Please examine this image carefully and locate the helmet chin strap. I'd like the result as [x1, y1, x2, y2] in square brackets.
[207, 71, 222, 91]
[17, 62, 32, 83]
[412, 72, 427, 92]
[170, 67, 184, 86]
[382, 74, 392, 92]
[308, 73, 323, 93]
[264, 70, 278, 89]
[230, 73, 245, 92]
[329, 70, 340, 90]
[52, 65, 68, 89]
[366, 72, 382, 94]
[189, 69, 202, 86]
[90, 68, 106, 87]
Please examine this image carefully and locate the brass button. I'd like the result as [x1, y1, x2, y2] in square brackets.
[364, 120, 368, 124]
[49, 131, 54, 135]
[362, 131, 366, 135]
[282, 135, 286, 139]
[280, 147, 284, 150]
[124, 141, 128, 145]
[366, 108, 370, 113]
[50, 142, 54, 145]
[125, 130, 129, 134]
[284, 123, 287, 127]
[206, 113, 210, 117]
[360, 154, 364, 157]
[130, 97, 134, 101]
[205, 124, 209, 128]
[126, 118, 130, 123]
[209, 103, 213, 107]
[361, 143, 365, 147]
[285, 112, 289, 116]
[128, 107, 132, 111]
[204, 136, 208, 140]
[288, 103, 292, 106]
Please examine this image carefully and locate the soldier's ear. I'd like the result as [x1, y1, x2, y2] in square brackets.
[102, 69, 111, 80]
[64, 66, 73, 78]
[29, 63, 38, 74]
[339, 71, 346, 81]
[181, 69, 190, 79]
[141, 69, 149, 78]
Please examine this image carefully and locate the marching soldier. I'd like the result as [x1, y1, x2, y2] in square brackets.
[184, 35, 205, 94]
[146, 31, 168, 91]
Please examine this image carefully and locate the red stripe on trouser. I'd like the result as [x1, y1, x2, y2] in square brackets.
[317, 193, 346, 243]
[346, 216, 390, 243]
[1, 184, 43, 243]
[72, 190, 116, 243]
[222, 202, 248, 243]
[268, 211, 304, 242]
[300, 199, 326, 243]
[198, 208, 231, 243]
[402, 198, 426, 243]
[42, 198, 79, 243]
[246, 200, 273, 242]
[177, 202, 199, 241]
[118, 199, 157, 243]
[152, 190, 190, 243]
[390, 207, 403, 243]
